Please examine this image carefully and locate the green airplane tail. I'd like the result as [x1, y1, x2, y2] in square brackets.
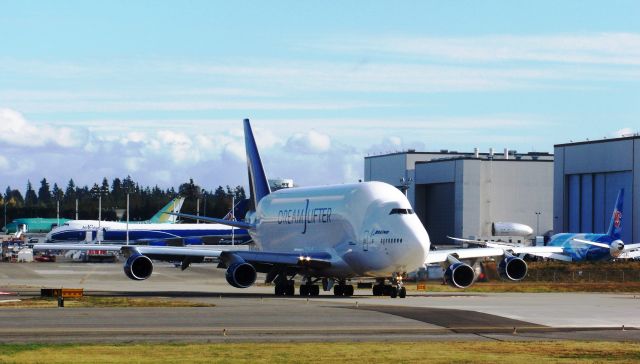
[148, 197, 185, 223]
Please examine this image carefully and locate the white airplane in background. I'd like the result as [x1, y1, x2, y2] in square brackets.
[35, 118, 555, 296]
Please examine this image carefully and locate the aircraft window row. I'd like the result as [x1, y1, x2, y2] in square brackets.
[381, 238, 403, 244]
[389, 208, 415, 215]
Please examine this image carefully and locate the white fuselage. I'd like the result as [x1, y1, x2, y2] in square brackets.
[249, 181, 430, 278]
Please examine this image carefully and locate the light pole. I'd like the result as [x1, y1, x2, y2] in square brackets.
[126, 192, 130, 246]
[535, 211, 541, 236]
[399, 177, 413, 197]
[91, 185, 107, 243]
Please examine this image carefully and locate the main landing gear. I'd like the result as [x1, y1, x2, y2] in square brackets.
[300, 277, 320, 296]
[372, 276, 406, 298]
[333, 280, 354, 297]
[274, 279, 295, 296]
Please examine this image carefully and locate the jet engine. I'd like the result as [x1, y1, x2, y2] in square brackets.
[498, 255, 528, 281]
[444, 262, 475, 289]
[225, 255, 257, 288]
[492, 222, 534, 237]
[124, 253, 153, 281]
[610, 240, 625, 258]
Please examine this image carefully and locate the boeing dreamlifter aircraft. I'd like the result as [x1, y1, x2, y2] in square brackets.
[36, 119, 560, 297]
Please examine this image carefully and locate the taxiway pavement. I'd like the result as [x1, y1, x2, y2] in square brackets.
[1, 262, 638, 343]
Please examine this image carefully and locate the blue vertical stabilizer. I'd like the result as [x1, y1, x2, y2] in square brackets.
[244, 119, 271, 208]
[606, 189, 624, 239]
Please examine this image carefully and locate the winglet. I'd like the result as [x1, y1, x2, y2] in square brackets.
[244, 119, 271, 209]
[606, 188, 624, 239]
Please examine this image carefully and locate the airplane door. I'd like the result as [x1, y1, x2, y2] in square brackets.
[363, 230, 369, 251]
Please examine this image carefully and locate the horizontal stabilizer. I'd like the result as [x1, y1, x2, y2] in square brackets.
[571, 238, 610, 249]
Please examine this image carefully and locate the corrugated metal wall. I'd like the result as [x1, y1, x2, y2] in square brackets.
[566, 171, 632, 242]
[419, 183, 455, 244]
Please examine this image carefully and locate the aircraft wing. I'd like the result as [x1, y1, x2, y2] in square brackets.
[618, 250, 640, 259]
[446, 236, 569, 261]
[169, 212, 255, 230]
[33, 243, 331, 270]
[425, 247, 507, 264]
[425, 245, 566, 265]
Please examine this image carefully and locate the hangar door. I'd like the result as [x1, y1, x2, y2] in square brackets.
[416, 183, 455, 244]
[566, 171, 632, 242]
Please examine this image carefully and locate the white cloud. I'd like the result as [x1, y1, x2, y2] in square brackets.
[0, 155, 9, 170]
[0, 108, 87, 148]
[285, 130, 332, 154]
[611, 128, 638, 138]
[317, 33, 640, 66]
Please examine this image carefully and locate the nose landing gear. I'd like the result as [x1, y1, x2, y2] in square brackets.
[371, 275, 407, 298]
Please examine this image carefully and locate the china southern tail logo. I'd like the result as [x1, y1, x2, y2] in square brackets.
[277, 199, 332, 234]
[614, 210, 622, 228]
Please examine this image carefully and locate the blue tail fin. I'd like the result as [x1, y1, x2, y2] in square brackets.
[244, 119, 271, 209]
[606, 188, 624, 239]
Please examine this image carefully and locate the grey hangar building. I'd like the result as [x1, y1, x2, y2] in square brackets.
[365, 134, 640, 245]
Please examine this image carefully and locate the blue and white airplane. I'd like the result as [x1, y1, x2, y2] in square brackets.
[46, 197, 251, 246]
[448, 189, 640, 265]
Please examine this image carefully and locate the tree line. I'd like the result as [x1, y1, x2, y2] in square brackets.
[1, 176, 246, 226]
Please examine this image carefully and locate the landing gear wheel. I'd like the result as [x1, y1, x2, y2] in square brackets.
[310, 285, 320, 296]
[300, 285, 309, 296]
[344, 285, 354, 297]
[334, 284, 344, 296]
[372, 285, 382, 296]
[286, 281, 295, 296]
[389, 286, 398, 298]
[398, 287, 406, 298]
[275, 284, 284, 296]
[383, 285, 392, 296]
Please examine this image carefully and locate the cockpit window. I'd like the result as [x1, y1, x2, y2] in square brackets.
[389, 208, 414, 215]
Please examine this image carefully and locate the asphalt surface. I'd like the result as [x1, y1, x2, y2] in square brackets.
[1, 261, 639, 343]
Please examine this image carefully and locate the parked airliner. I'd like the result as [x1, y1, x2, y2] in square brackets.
[450, 189, 639, 263]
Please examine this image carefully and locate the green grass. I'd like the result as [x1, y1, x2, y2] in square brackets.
[0, 341, 639, 363]
[412, 281, 640, 293]
[0, 296, 215, 308]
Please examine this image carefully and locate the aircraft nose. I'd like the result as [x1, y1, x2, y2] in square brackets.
[407, 224, 430, 264]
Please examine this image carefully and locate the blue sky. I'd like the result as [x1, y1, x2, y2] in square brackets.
[1, 1, 639, 192]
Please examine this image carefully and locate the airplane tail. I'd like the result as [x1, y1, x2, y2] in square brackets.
[606, 189, 624, 239]
[149, 197, 185, 223]
[244, 119, 271, 209]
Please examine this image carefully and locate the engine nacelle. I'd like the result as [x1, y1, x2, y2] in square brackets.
[492, 222, 534, 237]
[124, 253, 153, 281]
[225, 261, 257, 288]
[610, 240, 624, 258]
[498, 255, 528, 281]
[444, 262, 475, 289]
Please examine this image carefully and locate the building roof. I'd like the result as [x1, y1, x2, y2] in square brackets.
[555, 134, 640, 148]
[366, 150, 553, 159]
[415, 155, 554, 166]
